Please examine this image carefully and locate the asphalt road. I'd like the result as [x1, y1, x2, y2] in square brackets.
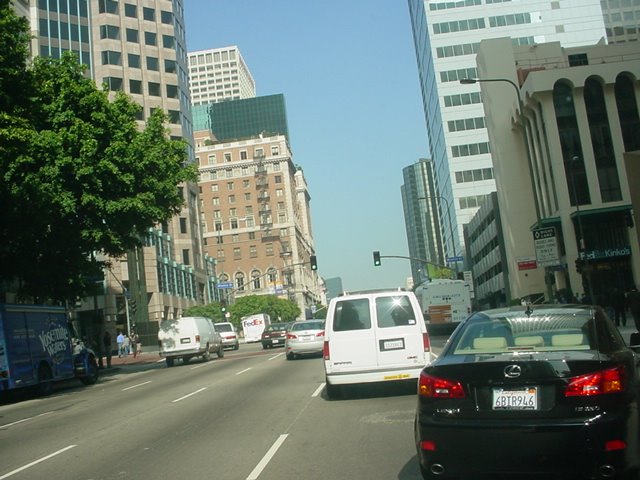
[0, 340, 448, 480]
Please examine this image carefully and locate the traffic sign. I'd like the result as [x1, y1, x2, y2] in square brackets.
[533, 227, 560, 267]
[446, 255, 464, 263]
[216, 282, 234, 289]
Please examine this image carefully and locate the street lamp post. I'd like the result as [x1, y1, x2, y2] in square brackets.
[568, 156, 595, 304]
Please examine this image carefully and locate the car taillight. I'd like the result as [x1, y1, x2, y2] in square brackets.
[195, 334, 200, 342]
[287, 333, 297, 339]
[418, 372, 465, 398]
[323, 340, 330, 360]
[316, 331, 325, 337]
[423, 333, 431, 352]
[565, 366, 625, 397]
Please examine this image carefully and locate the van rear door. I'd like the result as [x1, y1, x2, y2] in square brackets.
[327, 297, 376, 373]
[373, 294, 426, 371]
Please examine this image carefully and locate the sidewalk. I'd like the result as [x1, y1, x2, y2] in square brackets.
[98, 349, 164, 375]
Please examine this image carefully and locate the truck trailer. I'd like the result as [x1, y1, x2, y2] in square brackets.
[0, 304, 99, 395]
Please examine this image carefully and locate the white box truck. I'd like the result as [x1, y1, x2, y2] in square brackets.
[415, 279, 472, 334]
[241, 313, 270, 343]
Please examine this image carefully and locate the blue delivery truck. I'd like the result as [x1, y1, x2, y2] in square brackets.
[0, 304, 99, 395]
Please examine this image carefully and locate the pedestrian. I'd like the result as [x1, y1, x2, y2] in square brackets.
[131, 331, 140, 358]
[116, 331, 125, 357]
[628, 286, 640, 331]
[103, 330, 112, 368]
[612, 287, 627, 327]
[123, 333, 131, 356]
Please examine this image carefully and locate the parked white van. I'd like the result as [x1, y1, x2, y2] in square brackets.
[323, 289, 433, 398]
[158, 316, 224, 367]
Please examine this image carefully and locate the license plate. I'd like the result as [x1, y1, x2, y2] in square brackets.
[272, 339, 280, 344]
[180, 337, 191, 344]
[492, 387, 538, 410]
[380, 338, 405, 351]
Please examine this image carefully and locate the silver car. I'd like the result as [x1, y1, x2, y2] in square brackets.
[285, 320, 325, 360]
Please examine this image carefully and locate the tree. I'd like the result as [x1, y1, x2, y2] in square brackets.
[228, 295, 301, 325]
[0, 4, 196, 302]
[183, 302, 226, 321]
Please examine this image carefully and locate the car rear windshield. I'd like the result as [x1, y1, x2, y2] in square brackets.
[267, 324, 288, 331]
[449, 308, 622, 354]
[291, 321, 324, 331]
[214, 324, 232, 332]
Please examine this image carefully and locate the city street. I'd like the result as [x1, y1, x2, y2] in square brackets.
[0, 341, 446, 480]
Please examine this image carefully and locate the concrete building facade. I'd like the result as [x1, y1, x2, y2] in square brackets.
[194, 130, 322, 317]
[475, 38, 640, 303]
[406, 0, 633, 266]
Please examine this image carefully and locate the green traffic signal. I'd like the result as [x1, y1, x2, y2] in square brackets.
[310, 255, 318, 270]
[373, 251, 381, 266]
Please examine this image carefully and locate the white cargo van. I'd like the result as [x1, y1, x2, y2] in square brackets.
[158, 316, 224, 367]
[323, 289, 433, 398]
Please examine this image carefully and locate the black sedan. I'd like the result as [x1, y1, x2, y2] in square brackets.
[415, 304, 640, 480]
[261, 322, 290, 349]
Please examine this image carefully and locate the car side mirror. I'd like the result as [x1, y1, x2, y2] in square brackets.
[630, 332, 640, 348]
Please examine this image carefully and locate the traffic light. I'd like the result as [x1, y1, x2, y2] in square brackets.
[220, 298, 227, 313]
[373, 251, 381, 266]
[575, 257, 584, 275]
[129, 299, 137, 314]
[310, 255, 318, 271]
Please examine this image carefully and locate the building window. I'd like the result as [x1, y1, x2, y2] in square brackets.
[451, 142, 491, 157]
[226, 169, 233, 178]
[568, 53, 589, 66]
[448, 116, 485, 132]
[235, 272, 245, 290]
[128, 53, 140, 68]
[165, 59, 177, 74]
[101, 50, 121, 66]
[129, 79, 142, 94]
[125, 28, 138, 43]
[251, 269, 260, 287]
[444, 92, 482, 107]
[144, 31, 157, 46]
[103, 77, 123, 91]
[249, 232, 256, 240]
[166, 84, 178, 98]
[143, 7, 155, 21]
[227, 182, 234, 190]
[276, 189, 283, 197]
[100, 24, 120, 40]
[124, 3, 137, 17]
[271, 145, 279, 156]
[274, 175, 282, 184]
[98, 0, 118, 14]
[440, 67, 477, 83]
[433, 17, 486, 34]
[266, 243, 274, 256]
[168, 110, 180, 124]
[232, 234, 239, 243]
[146, 56, 159, 71]
[614, 74, 640, 152]
[148, 82, 161, 96]
[228, 195, 236, 204]
[244, 193, 251, 201]
[160, 10, 173, 24]
[488, 13, 532, 28]
[240, 151, 248, 160]
[224, 152, 232, 162]
[436, 42, 479, 59]
[233, 248, 241, 259]
[230, 219, 238, 229]
[212, 197, 220, 206]
[211, 184, 218, 192]
[163, 35, 175, 49]
[182, 249, 190, 265]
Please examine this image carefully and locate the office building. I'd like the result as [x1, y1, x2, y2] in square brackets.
[194, 130, 322, 316]
[407, 0, 630, 264]
[475, 37, 640, 302]
[22, 0, 211, 342]
[401, 158, 448, 284]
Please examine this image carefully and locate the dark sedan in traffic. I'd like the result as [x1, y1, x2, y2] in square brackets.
[415, 304, 640, 480]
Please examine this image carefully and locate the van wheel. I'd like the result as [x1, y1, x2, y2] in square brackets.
[183, 356, 191, 364]
[166, 357, 175, 367]
[80, 356, 99, 385]
[202, 346, 211, 362]
[325, 380, 342, 400]
[217, 346, 224, 358]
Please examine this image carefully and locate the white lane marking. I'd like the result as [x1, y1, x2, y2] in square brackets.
[0, 411, 53, 429]
[311, 383, 325, 398]
[236, 367, 251, 375]
[246, 434, 289, 480]
[171, 387, 207, 403]
[190, 361, 215, 370]
[156, 358, 166, 363]
[122, 380, 152, 391]
[268, 352, 284, 360]
[0, 445, 76, 479]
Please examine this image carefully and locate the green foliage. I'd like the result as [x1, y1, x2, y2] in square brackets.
[0, 4, 196, 302]
[229, 295, 301, 325]
[183, 302, 226, 321]
[312, 303, 327, 319]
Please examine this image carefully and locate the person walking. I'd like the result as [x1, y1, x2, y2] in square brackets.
[103, 330, 112, 368]
[123, 333, 131, 356]
[612, 287, 627, 327]
[116, 331, 125, 357]
[628, 286, 640, 332]
[131, 331, 140, 359]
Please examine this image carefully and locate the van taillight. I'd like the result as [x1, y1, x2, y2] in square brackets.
[423, 333, 431, 352]
[195, 334, 200, 343]
[323, 340, 330, 360]
[565, 366, 625, 397]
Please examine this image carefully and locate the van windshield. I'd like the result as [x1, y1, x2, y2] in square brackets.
[375, 296, 417, 328]
[333, 298, 371, 331]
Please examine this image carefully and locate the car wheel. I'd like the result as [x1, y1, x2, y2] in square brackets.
[286, 351, 295, 360]
[217, 346, 224, 358]
[234, 343, 239, 350]
[325, 380, 342, 400]
[202, 346, 211, 362]
[166, 357, 175, 367]
[262, 343, 267, 349]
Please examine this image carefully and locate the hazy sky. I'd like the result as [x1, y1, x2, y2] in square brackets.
[184, 0, 430, 291]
